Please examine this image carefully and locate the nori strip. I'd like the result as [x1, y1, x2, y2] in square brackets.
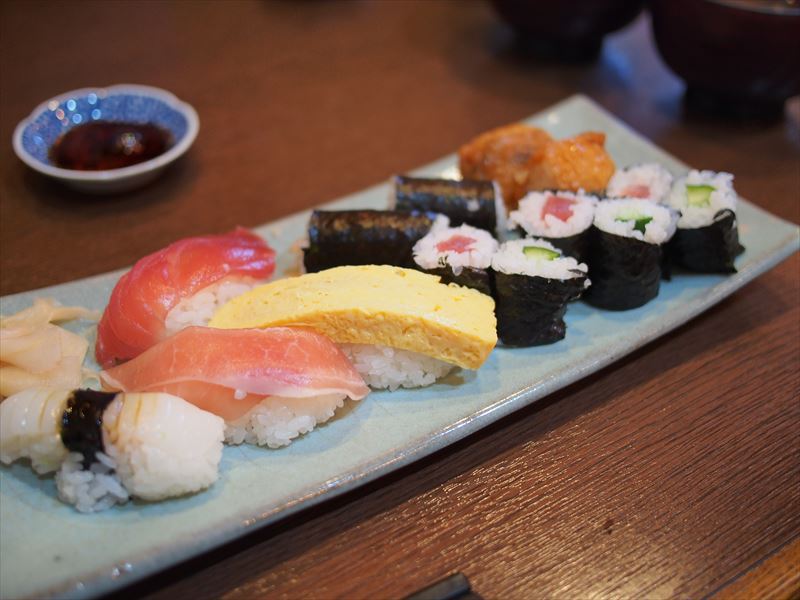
[61, 389, 118, 469]
[494, 270, 588, 346]
[669, 209, 745, 273]
[544, 232, 589, 263]
[420, 265, 493, 297]
[304, 210, 435, 273]
[583, 226, 663, 310]
[512, 226, 588, 260]
[394, 175, 497, 233]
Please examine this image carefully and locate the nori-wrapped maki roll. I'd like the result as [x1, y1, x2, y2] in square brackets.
[394, 175, 501, 234]
[412, 220, 498, 296]
[666, 171, 745, 273]
[506, 190, 597, 262]
[304, 210, 435, 273]
[583, 199, 678, 311]
[491, 239, 590, 346]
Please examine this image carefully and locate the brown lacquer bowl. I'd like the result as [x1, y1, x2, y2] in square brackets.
[650, 0, 800, 118]
[489, 0, 645, 60]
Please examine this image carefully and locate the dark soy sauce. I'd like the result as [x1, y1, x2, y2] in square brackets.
[49, 121, 173, 170]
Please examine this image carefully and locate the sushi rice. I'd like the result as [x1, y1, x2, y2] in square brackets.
[413, 221, 498, 275]
[667, 170, 737, 228]
[224, 393, 352, 448]
[491, 239, 589, 281]
[508, 190, 597, 239]
[607, 163, 674, 203]
[594, 199, 678, 244]
[341, 344, 454, 391]
[165, 277, 261, 333]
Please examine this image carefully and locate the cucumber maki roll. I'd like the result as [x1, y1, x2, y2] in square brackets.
[507, 191, 597, 261]
[584, 199, 678, 310]
[666, 170, 745, 273]
[303, 209, 436, 273]
[606, 163, 674, 203]
[491, 239, 590, 346]
[412, 219, 499, 296]
[393, 175, 503, 234]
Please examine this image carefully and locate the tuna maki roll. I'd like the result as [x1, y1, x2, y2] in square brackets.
[666, 170, 745, 273]
[507, 191, 597, 261]
[583, 199, 678, 310]
[492, 239, 590, 346]
[303, 209, 435, 272]
[393, 175, 503, 234]
[412, 219, 499, 296]
[606, 163, 674, 203]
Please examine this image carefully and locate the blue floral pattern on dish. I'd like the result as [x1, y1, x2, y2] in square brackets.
[21, 91, 189, 165]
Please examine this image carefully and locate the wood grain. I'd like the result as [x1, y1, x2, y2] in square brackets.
[713, 538, 800, 600]
[1, 2, 798, 599]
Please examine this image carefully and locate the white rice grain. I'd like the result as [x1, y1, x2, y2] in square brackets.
[341, 344, 455, 391]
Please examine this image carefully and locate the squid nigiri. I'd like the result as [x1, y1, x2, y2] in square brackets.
[100, 326, 370, 448]
[0, 387, 224, 512]
[95, 227, 275, 368]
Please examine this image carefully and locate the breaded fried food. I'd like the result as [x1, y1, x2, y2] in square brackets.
[458, 124, 615, 210]
[528, 131, 616, 196]
[458, 124, 554, 208]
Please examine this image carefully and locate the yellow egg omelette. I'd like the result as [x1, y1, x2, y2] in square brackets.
[209, 265, 497, 370]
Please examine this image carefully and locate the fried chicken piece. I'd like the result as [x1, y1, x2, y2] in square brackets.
[458, 124, 554, 209]
[527, 131, 616, 196]
[458, 125, 615, 210]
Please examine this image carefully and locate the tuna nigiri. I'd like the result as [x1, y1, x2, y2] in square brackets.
[100, 327, 370, 448]
[0, 387, 224, 512]
[95, 227, 275, 368]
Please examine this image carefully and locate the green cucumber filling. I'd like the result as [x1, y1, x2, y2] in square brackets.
[523, 246, 559, 260]
[686, 184, 715, 208]
[614, 211, 653, 234]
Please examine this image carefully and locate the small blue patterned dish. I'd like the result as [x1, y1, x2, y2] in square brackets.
[12, 84, 199, 193]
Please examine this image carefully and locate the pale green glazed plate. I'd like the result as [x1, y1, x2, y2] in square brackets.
[1, 95, 798, 600]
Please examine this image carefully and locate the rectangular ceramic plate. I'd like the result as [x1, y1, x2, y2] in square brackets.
[1, 95, 798, 600]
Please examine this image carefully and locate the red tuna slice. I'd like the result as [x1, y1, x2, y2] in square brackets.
[95, 228, 275, 368]
[621, 184, 651, 198]
[436, 234, 476, 253]
[541, 195, 576, 222]
[100, 327, 370, 421]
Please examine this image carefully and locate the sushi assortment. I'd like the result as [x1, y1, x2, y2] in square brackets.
[0, 125, 747, 513]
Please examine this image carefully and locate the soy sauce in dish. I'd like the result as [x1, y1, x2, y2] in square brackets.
[49, 121, 173, 171]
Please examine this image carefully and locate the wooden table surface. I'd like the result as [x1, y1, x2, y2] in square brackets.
[1, 2, 798, 599]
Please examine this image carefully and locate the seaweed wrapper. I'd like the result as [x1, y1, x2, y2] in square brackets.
[304, 210, 434, 273]
[494, 271, 588, 346]
[394, 176, 497, 233]
[545, 232, 589, 263]
[420, 266, 493, 297]
[669, 209, 745, 274]
[583, 227, 662, 310]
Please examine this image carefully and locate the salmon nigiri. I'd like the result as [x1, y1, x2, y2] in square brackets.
[100, 327, 370, 448]
[95, 227, 275, 368]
